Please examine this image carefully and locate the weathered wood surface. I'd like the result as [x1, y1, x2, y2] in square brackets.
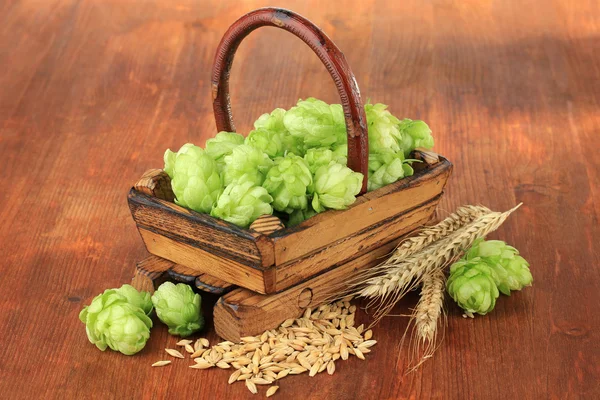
[271, 195, 441, 292]
[128, 190, 268, 267]
[138, 227, 272, 292]
[1, 1, 599, 399]
[133, 169, 175, 202]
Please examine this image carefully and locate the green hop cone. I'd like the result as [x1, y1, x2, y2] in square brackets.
[254, 107, 287, 132]
[115, 284, 153, 316]
[151, 282, 204, 337]
[164, 143, 195, 179]
[99, 302, 153, 355]
[311, 161, 364, 212]
[205, 132, 245, 167]
[79, 289, 152, 355]
[304, 148, 347, 174]
[245, 128, 286, 158]
[283, 98, 346, 149]
[287, 207, 318, 227]
[398, 118, 434, 157]
[367, 149, 414, 191]
[254, 108, 304, 156]
[466, 239, 533, 295]
[447, 258, 500, 316]
[223, 144, 273, 186]
[263, 154, 312, 213]
[364, 103, 403, 154]
[171, 145, 223, 214]
[211, 176, 274, 227]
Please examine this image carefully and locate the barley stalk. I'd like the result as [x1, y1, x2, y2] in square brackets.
[403, 269, 446, 371]
[328, 205, 493, 304]
[388, 204, 490, 263]
[354, 204, 521, 323]
[414, 269, 445, 343]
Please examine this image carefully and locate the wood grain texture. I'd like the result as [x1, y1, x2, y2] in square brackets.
[272, 195, 441, 291]
[128, 189, 267, 267]
[0, 1, 598, 399]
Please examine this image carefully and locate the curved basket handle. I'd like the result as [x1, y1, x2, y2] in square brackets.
[211, 7, 369, 194]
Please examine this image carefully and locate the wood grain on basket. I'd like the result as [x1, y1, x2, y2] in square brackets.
[128, 150, 452, 294]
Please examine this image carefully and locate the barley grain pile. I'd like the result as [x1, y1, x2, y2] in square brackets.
[153, 297, 376, 396]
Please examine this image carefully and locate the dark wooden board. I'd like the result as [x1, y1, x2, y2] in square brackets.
[1, 1, 598, 399]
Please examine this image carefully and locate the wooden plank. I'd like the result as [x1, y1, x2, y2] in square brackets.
[213, 239, 401, 342]
[133, 169, 175, 202]
[271, 159, 452, 264]
[272, 195, 442, 291]
[166, 263, 198, 285]
[194, 274, 235, 295]
[128, 189, 269, 268]
[130, 256, 174, 293]
[138, 227, 269, 293]
[133, 255, 235, 294]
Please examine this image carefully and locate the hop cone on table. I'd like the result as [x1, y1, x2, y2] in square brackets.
[304, 148, 347, 174]
[284, 98, 346, 149]
[365, 102, 403, 154]
[367, 149, 414, 191]
[151, 282, 204, 337]
[446, 258, 500, 316]
[262, 154, 312, 213]
[79, 289, 152, 355]
[310, 161, 363, 212]
[223, 144, 273, 186]
[465, 239, 533, 295]
[115, 284, 153, 316]
[170, 145, 222, 214]
[398, 118, 434, 157]
[205, 131, 245, 167]
[211, 175, 273, 227]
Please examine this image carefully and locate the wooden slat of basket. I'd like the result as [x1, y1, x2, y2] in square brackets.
[128, 191, 273, 268]
[137, 228, 274, 293]
[271, 196, 441, 292]
[194, 274, 235, 295]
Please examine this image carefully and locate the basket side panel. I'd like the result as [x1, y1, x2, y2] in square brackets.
[272, 160, 452, 265]
[137, 227, 268, 294]
[272, 196, 440, 292]
[128, 189, 271, 267]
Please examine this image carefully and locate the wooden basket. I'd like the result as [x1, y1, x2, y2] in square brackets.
[128, 8, 452, 341]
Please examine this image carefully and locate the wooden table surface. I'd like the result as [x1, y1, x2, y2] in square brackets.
[1, 0, 598, 398]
